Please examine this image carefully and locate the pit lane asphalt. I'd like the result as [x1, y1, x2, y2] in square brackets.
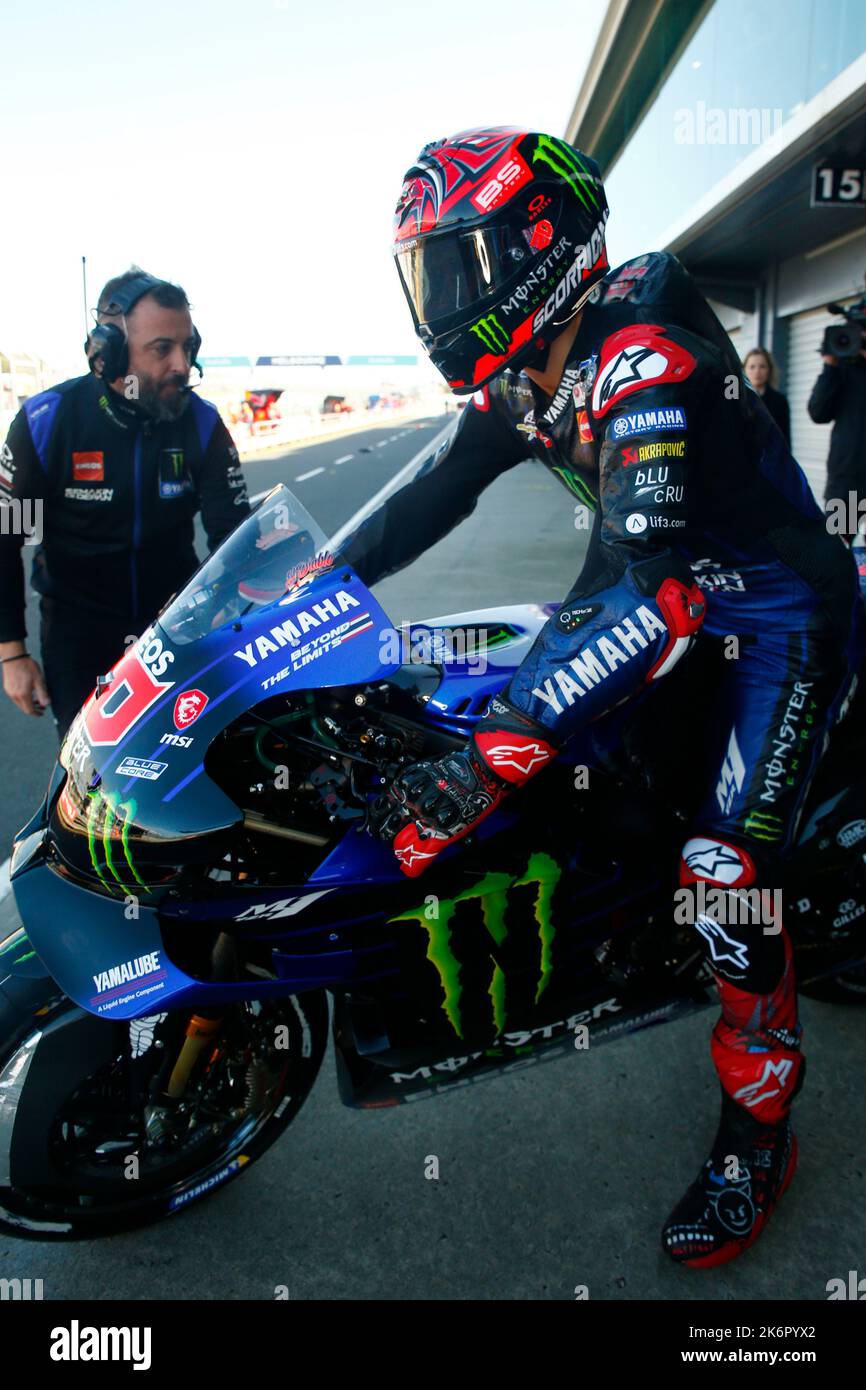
[0, 412, 863, 1301]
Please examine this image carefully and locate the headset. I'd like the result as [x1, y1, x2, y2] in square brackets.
[84, 272, 203, 384]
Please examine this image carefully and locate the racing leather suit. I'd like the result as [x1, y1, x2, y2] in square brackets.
[343, 251, 865, 1251]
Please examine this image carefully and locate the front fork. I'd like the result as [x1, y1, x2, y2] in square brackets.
[142, 930, 238, 1143]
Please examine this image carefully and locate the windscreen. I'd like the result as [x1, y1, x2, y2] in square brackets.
[157, 484, 334, 644]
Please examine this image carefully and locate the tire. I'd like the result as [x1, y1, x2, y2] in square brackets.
[799, 963, 866, 1004]
[0, 987, 328, 1240]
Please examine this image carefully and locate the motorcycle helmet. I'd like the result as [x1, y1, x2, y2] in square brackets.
[393, 126, 609, 393]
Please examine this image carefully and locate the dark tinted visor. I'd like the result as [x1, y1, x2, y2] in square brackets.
[396, 198, 561, 325]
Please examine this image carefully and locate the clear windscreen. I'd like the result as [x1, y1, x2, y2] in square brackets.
[157, 484, 335, 644]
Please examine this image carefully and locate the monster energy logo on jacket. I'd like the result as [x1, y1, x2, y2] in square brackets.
[388, 851, 562, 1038]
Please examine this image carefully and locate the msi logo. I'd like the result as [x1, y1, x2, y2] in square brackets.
[174, 689, 208, 729]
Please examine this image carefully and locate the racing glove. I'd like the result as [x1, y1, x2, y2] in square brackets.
[368, 693, 559, 877]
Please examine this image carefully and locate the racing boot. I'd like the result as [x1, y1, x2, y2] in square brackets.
[661, 1070, 801, 1269]
[662, 837, 804, 1267]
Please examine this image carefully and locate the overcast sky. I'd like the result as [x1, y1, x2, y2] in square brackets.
[2, 0, 607, 374]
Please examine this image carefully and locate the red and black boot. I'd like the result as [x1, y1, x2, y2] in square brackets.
[663, 840, 805, 1267]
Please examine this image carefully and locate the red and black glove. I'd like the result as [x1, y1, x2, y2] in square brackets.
[368, 693, 559, 877]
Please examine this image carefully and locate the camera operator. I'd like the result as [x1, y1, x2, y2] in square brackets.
[0, 267, 250, 741]
[807, 288, 866, 541]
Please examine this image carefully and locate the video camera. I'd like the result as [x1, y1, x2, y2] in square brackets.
[821, 297, 866, 358]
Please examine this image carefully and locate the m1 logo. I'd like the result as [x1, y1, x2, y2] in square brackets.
[82, 632, 175, 746]
[174, 689, 208, 729]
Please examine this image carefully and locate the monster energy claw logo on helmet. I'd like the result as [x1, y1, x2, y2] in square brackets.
[471, 314, 509, 355]
[532, 134, 601, 213]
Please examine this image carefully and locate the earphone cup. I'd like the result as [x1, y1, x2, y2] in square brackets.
[86, 324, 126, 380]
[191, 324, 202, 362]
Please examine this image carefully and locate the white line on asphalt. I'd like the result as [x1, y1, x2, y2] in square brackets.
[0, 857, 11, 904]
[387, 435, 399, 443]
[327, 416, 456, 557]
[375, 440, 388, 448]
[334, 454, 354, 465]
[295, 467, 325, 481]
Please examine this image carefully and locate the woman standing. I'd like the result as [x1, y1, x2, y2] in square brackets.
[743, 346, 791, 444]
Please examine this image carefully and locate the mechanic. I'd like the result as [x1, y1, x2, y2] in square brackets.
[341, 128, 864, 1268]
[0, 268, 250, 740]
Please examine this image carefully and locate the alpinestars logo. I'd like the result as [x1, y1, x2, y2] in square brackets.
[693, 915, 750, 971]
[483, 741, 552, 776]
[595, 345, 667, 413]
[591, 326, 696, 417]
[683, 837, 751, 886]
[716, 728, 747, 815]
[471, 314, 509, 355]
[396, 842, 439, 869]
[734, 1058, 794, 1109]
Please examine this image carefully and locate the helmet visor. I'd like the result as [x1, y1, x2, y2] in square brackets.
[395, 207, 560, 326]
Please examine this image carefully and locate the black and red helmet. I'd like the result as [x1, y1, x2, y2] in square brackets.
[393, 127, 610, 393]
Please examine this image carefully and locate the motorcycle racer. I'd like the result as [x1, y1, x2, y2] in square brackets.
[342, 128, 865, 1268]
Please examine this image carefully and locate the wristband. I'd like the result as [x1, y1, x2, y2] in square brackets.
[1, 653, 30, 664]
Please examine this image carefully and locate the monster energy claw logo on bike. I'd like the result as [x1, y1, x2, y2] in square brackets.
[532, 135, 600, 214]
[470, 313, 510, 355]
[389, 851, 562, 1038]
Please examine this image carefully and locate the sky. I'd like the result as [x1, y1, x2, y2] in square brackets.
[1, 0, 606, 375]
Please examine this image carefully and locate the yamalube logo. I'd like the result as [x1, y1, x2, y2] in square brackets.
[93, 951, 163, 997]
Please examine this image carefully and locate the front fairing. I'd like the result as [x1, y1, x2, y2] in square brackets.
[55, 563, 397, 841]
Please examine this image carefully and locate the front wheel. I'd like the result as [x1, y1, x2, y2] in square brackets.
[0, 988, 328, 1240]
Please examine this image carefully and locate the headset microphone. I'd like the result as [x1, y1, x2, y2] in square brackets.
[180, 359, 204, 393]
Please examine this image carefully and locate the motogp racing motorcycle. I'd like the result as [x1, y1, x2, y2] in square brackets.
[2, 483, 865, 1238]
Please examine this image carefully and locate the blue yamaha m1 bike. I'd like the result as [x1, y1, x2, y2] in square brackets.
[2, 483, 865, 1238]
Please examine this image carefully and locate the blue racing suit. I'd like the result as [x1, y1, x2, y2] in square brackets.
[344, 251, 865, 1175]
